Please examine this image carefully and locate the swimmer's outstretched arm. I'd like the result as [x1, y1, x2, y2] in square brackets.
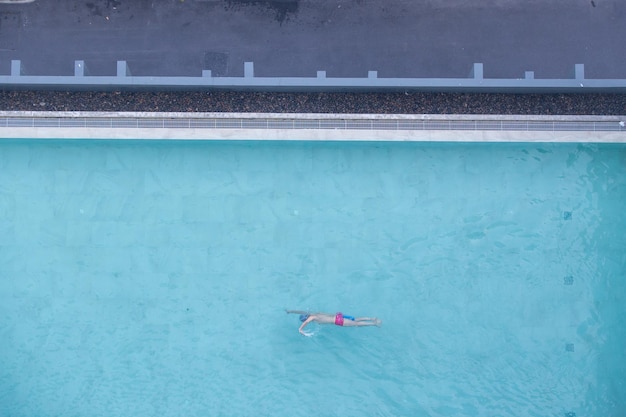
[286, 309, 333, 317]
[299, 315, 316, 336]
[285, 309, 310, 315]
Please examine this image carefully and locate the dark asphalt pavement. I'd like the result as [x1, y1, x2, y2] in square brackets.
[1, 0, 625, 79]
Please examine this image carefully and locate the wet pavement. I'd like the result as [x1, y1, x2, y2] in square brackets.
[1, 0, 625, 79]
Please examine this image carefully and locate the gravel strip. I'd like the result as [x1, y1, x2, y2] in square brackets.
[0, 91, 625, 115]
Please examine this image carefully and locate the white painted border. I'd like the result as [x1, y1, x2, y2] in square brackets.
[0, 112, 624, 142]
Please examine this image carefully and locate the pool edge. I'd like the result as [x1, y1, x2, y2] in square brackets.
[0, 112, 624, 143]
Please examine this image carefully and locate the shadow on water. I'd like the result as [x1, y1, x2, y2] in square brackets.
[225, 0, 299, 23]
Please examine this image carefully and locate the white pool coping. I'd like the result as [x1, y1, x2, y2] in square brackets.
[0, 111, 624, 143]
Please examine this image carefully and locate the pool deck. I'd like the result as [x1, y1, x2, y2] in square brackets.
[1, 0, 625, 81]
[0, 112, 624, 143]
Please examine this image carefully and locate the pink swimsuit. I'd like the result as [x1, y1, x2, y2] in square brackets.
[334, 312, 344, 326]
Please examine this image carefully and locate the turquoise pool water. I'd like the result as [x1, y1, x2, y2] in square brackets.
[0, 140, 624, 417]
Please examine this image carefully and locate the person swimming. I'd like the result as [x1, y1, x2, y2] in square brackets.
[286, 310, 382, 336]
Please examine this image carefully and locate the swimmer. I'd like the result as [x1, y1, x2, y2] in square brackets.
[285, 310, 382, 336]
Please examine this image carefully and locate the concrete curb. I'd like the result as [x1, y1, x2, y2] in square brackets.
[2, 61, 626, 93]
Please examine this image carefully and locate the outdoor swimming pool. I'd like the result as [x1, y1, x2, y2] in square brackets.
[0, 139, 624, 417]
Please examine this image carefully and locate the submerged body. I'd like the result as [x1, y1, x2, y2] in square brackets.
[286, 310, 382, 336]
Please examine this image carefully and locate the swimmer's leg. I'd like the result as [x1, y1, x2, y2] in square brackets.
[342, 318, 382, 327]
[355, 317, 382, 326]
[362, 318, 382, 327]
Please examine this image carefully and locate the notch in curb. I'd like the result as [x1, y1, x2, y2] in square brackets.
[574, 64, 585, 80]
[244, 62, 254, 78]
[470, 63, 483, 80]
[11, 60, 22, 76]
[117, 61, 131, 77]
[74, 60, 89, 77]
